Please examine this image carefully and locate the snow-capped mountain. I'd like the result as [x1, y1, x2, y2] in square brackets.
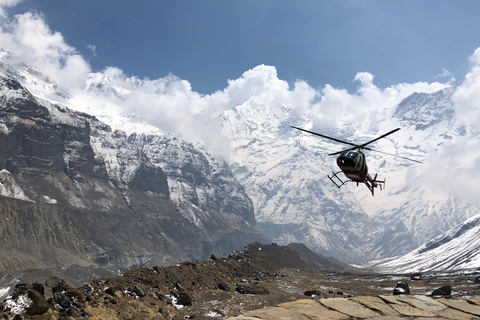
[361, 213, 480, 273]
[1, 52, 479, 266]
[220, 84, 480, 263]
[221, 101, 373, 261]
[0, 76, 265, 272]
[360, 87, 480, 260]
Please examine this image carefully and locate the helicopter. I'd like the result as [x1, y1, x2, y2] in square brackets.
[291, 126, 422, 196]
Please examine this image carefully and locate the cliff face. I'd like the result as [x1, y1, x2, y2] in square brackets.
[0, 77, 266, 272]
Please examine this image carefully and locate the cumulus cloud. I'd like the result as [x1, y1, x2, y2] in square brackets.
[452, 50, 480, 127]
[203, 65, 318, 117]
[70, 65, 318, 160]
[416, 133, 480, 201]
[424, 50, 480, 200]
[0, 9, 90, 91]
[309, 71, 449, 130]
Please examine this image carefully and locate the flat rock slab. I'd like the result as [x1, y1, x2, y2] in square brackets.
[241, 306, 309, 320]
[364, 316, 410, 320]
[352, 296, 400, 316]
[379, 295, 437, 317]
[438, 298, 480, 317]
[436, 306, 480, 320]
[319, 297, 380, 318]
[228, 296, 480, 320]
[397, 295, 448, 312]
[278, 299, 350, 320]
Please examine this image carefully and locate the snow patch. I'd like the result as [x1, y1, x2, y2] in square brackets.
[205, 310, 222, 317]
[4, 294, 32, 315]
[0, 287, 10, 299]
[0, 169, 34, 202]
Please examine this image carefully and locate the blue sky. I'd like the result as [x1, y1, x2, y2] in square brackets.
[9, 0, 480, 94]
[1, 0, 480, 200]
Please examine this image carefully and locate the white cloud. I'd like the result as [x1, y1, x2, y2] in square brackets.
[468, 47, 480, 66]
[202, 65, 318, 117]
[452, 53, 480, 127]
[0, 0, 22, 18]
[417, 134, 480, 201]
[435, 67, 455, 80]
[0, 10, 90, 91]
[309, 71, 449, 130]
[72, 65, 318, 160]
[87, 44, 96, 56]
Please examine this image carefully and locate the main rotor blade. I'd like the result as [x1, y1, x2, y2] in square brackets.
[364, 147, 423, 164]
[328, 148, 354, 156]
[358, 128, 401, 148]
[291, 126, 359, 148]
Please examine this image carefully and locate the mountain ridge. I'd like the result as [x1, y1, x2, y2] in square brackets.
[0, 76, 266, 272]
[1, 53, 479, 265]
[219, 83, 479, 263]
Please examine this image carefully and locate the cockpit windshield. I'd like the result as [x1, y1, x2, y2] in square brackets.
[337, 151, 362, 170]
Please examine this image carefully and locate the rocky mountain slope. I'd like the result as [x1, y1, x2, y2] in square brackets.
[0, 76, 266, 272]
[0, 242, 351, 319]
[361, 212, 480, 273]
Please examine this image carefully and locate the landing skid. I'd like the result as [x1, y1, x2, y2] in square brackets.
[327, 171, 348, 189]
[327, 171, 386, 196]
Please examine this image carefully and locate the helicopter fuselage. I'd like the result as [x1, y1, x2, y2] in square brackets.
[336, 150, 368, 182]
[331, 149, 384, 195]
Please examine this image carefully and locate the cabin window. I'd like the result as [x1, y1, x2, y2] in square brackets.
[337, 157, 356, 167]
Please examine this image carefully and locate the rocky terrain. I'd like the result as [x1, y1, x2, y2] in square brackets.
[1, 242, 479, 319]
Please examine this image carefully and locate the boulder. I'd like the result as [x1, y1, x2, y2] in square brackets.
[130, 285, 146, 297]
[53, 291, 71, 309]
[393, 280, 410, 295]
[217, 283, 231, 291]
[46, 277, 65, 292]
[304, 290, 322, 297]
[25, 290, 49, 315]
[172, 291, 193, 306]
[431, 285, 452, 296]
